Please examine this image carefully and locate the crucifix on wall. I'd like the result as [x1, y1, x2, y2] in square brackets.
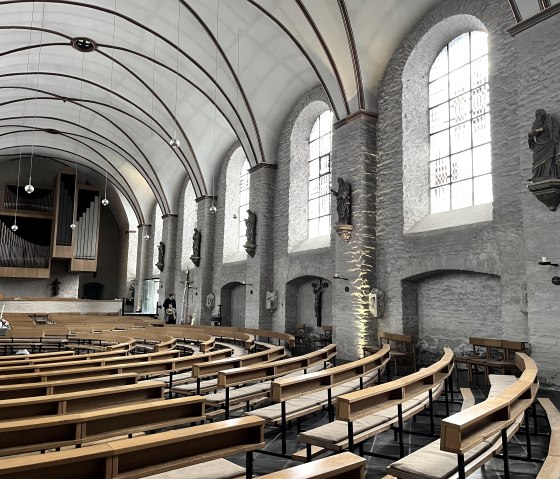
[312, 278, 328, 327]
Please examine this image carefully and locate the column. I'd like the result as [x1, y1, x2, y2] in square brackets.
[193, 196, 217, 325]
[331, 112, 378, 360]
[245, 164, 277, 329]
[134, 224, 150, 312]
[161, 214, 179, 298]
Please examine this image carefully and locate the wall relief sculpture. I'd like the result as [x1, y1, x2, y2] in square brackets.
[527, 108, 560, 210]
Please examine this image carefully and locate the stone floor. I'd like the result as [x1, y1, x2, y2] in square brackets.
[227, 364, 560, 478]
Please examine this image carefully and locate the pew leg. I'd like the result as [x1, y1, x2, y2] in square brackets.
[306, 443, 312, 463]
[245, 452, 253, 479]
[327, 388, 333, 422]
[281, 401, 287, 456]
[397, 404, 405, 458]
[197, 378, 201, 395]
[225, 388, 230, 420]
[347, 422, 354, 453]
[428, 389, 435, 436]
[168, 372, 174, 399]
[358, 442, 364, 457]
[444, 378, 450, 417]
[501, 428, 510, 479]
[457, 454, 466, 479]
[524, 409, 532, 460]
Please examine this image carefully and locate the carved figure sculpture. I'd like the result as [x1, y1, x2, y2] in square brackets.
[155, 242, 165, 272]
[244, 209, 257, 257]
[528, 109, 560, 180]
[266, 290, 278, 311]
[190, 228, 201, 267]
[312, 279, 326, 327]
[331, 177, 351, 224]
[206, 292, 215, 310]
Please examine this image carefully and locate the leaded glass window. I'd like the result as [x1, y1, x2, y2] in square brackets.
[239, 159, 250, 250]
[308, 110, 332, 238]
[429, 31, 492, 213]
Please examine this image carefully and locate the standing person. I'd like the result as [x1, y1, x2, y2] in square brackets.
[163, 293, 176, 324]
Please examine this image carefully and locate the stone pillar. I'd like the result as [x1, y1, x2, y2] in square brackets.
[193, 196, 217, 325]
[161, 214, 179, 298]
[331, 112, 378, 360]
[134, 224, 150, 312]
[245, 164, 277, 329]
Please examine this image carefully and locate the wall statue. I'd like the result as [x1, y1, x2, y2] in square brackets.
[52, 278, 61, 297]
[368, 288, 385, 318]
[244, 209, 257, 257]
[312, 279, 328, 327]
[528, 109, 560, 180]
[265, 290, 278, 312]
[206, 292, 215, 310]
[155, 241, 165, 272]
[190, 228, 201, 267]
[330, 177, 351, 225]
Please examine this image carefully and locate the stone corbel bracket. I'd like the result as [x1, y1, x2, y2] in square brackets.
[527, 178, 560, 211]
[334, 224, 353, 242]
[244, 243, 256, 257]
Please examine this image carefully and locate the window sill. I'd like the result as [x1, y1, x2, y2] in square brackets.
[223, 250, 248, 264]
[405, 203, 493, 234]
[290, 234, 330, 253]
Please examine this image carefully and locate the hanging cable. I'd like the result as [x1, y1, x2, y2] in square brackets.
[209, 0, 221, 214]
[169, 1, 181, 149]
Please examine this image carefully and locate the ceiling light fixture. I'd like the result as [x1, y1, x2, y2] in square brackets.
[11, 154, 22, 232]
[169, 2, 181, 149]
[209, 0, 221, 215]
[71, 37, 97, 53]
[26, 1, 46, 195]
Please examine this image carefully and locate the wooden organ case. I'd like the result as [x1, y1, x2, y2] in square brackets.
[0, 170, 101, 278]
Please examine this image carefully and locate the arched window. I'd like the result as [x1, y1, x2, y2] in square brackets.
[429, 31, 491, 213]
[308, 110, 332, 238]
[238, 159, 250, 250]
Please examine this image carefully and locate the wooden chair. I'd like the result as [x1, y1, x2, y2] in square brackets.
[313, 326, 333, 350]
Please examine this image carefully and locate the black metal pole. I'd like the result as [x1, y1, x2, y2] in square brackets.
[328, 388, 333, 422]
[245, 452, 253, 479]
[502, 428, 510, 478]
[281, 401, 287, 456]
[225, 387, 230, 419]
[458, 454, 466, 479]
[398, 403, 405, 458]
[429, 389, 435, 436]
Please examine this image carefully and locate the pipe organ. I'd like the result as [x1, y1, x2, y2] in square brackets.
[0, 170, 102, 278]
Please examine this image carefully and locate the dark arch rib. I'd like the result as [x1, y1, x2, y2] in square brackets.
[0, 143, 144, 222]
[0, 1, 266, 164]
[0, 83, 171, 208]
[337, 0, 365, 111]
[293, 0, 350, 116]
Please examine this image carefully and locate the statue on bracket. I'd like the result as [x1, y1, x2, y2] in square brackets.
[266, 290, 278, 312]
[155, 242, 165, 272]
[368, 287, 385, 318]
[331, 177, 353, 242]
[527, 109, 560, 210]
[243, 209, 257, 257]
[190, 228, 201, 267]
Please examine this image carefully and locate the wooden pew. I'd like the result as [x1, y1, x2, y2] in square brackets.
[298, 348, 453, 460]
[0, 381, 165, 421]
[0, 373, 139, 400]
[536, 397, 560, 478]
[206, 344, 337, 419]
[0, 396, 205, 456]
[0, 350, 75, 363]
[251, 345, 390, 457]
[363, 331, 417, 375]
[257, 452, 366, 479]
[387, 352, 538, 479]
[0, 416, 264, 479]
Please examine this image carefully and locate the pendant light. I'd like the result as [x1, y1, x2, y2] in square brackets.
[11, 154, 22, 232]
[169, 2, 181, 149]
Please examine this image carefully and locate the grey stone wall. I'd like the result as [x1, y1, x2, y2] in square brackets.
[377, 0, 528, 364]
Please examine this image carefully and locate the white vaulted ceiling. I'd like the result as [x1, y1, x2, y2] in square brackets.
[0, 0, 474, 224]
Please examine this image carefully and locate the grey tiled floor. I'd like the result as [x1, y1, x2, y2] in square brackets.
[227, 361, 559, 478]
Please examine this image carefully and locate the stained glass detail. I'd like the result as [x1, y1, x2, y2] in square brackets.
[428, 31, 491, 213]
[308, 110, 332, 238]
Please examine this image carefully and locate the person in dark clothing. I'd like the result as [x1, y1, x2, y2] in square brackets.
[163, 293, 177, 324]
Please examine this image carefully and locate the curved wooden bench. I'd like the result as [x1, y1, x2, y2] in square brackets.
[387, 353, 538, 479]
[0, 396, 205, 457]
[249, 345, 391, 457]
[537, 397, 560, 478]
[0, 416, 265, 479]
[205, 344, 337, 419]
[297, 348, 453, 460]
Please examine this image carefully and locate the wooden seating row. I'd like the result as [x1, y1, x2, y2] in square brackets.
[0, 396, 205, 457]
[386, 352, 538, 479]
[454, 337, 529, 385]
[298, 348, 454, 460]
[202, 344, 337, 419]
[248, 345, 391, 457]
[0, 416, 265, 479]
[363, 330, 417, 375]
[537, 397, 560, 478]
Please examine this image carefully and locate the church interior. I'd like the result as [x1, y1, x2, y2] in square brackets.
[0, 0, 560, 477]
